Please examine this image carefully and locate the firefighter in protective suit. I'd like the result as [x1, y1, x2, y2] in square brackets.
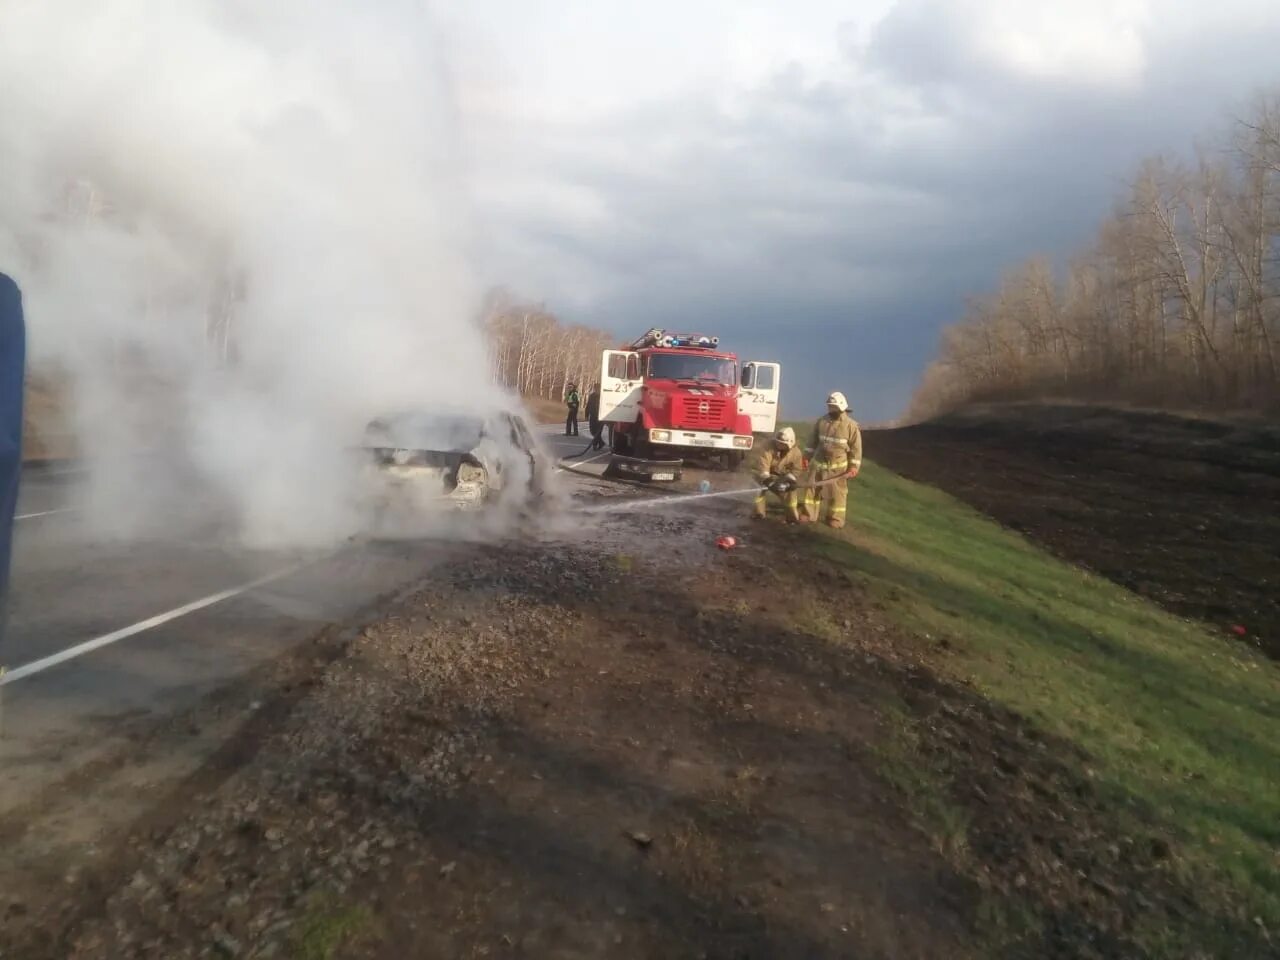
[800, 391, 862, 529]
[752, 427, 805, 522]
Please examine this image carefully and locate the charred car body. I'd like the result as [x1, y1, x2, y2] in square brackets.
[360, 407, 551, 517]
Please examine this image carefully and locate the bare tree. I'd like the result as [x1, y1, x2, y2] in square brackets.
[910, 92, 1280, 421]
[478, 294, 615, 402]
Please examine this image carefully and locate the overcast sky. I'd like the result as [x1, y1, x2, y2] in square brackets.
[440, 0, 1280, 421]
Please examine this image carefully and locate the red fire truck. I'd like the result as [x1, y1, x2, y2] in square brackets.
[599, 328, 781, 468]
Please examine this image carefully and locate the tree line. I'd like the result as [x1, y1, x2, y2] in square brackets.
[478, 291, 615, 401]
[910, 93, 1280, 421]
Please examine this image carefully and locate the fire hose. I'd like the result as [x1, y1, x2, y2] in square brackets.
[759, 469, 857, 496]
[567, 424, 609, 459]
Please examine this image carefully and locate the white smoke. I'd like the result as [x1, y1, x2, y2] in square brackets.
[0, 0, 498, 547]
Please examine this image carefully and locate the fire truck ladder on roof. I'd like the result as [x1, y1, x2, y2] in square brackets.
[627, 329, 720, 351]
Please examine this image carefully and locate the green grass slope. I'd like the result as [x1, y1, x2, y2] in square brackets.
[793, 456, 1279, 948]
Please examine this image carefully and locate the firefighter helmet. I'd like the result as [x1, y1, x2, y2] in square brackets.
[826, 391, 849, 412]
[775, 427, 796, 448]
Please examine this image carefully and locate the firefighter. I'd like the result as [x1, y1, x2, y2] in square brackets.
[799, 391, 861, 529]
[585, 383, 605, 450]
[752, 426, 805, 522]
[0, 272, 22, 654]
[564, 382, 580, 436]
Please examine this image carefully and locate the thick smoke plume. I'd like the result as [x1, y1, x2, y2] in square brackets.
[0, 0, 497, 547]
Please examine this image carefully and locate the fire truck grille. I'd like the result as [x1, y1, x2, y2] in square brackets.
[680, 396, 728, 427]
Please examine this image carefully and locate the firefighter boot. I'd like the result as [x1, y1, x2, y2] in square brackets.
[752, 491, 768, 519]
[799, 487, 817, 523]
[783, 490, 800, 523]
[800, 462, 829, 524]
[825, 477, 849, 529]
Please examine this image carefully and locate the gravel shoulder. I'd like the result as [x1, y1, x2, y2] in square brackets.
[3, 499, 976, 960]
[5, 474, 1259, 959]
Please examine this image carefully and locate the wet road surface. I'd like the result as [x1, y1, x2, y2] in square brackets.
[0, 434, 750, 817]
[0, 467, 486, 814]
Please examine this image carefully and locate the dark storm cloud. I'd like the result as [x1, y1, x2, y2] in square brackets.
[470, 3, 1280, 420]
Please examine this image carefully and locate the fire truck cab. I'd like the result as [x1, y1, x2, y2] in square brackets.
[599, 329, 781, 467]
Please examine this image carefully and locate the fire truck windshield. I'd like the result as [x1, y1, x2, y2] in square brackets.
[647, 353, 736, 385]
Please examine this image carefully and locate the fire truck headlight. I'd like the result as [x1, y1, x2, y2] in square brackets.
[733, 436, 753, 449]
[651, 429, 672, 443]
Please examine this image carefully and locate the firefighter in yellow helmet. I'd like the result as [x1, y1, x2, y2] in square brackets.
[751, 426, 805, 522]
[799, 391, 862, 529]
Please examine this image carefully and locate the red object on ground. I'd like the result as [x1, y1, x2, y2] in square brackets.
[716, 536, 737, 550]
[1231, 624, 1247, 636]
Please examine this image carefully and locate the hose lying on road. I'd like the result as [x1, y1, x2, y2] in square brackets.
[564, 434, 607, 459]
[576, 471, 855, 515]
[577, 486, 758, 514]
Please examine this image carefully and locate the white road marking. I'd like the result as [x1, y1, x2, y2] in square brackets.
[16, 508, 76, 521]
[0, 561, 314, 686]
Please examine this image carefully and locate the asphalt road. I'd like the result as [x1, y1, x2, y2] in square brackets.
[0, 455, 574, 817]
[1, 471, 494, 814]
[544, 420, 752, 487]
[543, 424, 614, 477]
[0, 426, 761, 930]
[0, 427, 736, 821]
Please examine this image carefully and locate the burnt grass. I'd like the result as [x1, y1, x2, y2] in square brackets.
[3, 495, 1270, 959]
[868, 403, 1280, 659]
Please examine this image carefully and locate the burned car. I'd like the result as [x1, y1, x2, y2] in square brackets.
[360, 407, 552, 517]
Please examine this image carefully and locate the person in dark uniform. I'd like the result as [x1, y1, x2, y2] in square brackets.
[0, 272, 25, 665]
[564, 383, 580, 436]
[585, 383, 604, 450]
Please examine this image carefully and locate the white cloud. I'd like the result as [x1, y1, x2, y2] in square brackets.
[865, 0, 1152, 90]
[979, 2, 1150, 87]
